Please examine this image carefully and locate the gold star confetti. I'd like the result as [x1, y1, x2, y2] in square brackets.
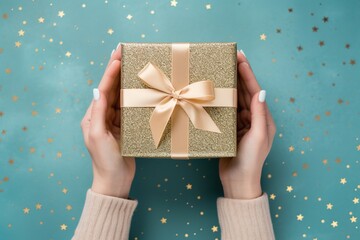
[60, 224, 67, 230]
[288, 146, 295, 152]
[170, 0, 178, 7]
[126, 14, 133, 20]
[55, 108, 61, 113]
[66, 205, 72, 211]
[107, 28, 114, 35]
[38, 17, 45, 23]
[340, 178, 347, 184]
[18, 29, 25, 36]
[356, 144, 360, 151]
[186, 183, 192, 190]
[330, 221, 338, 228]
[57, 152, 62, 158]
[65, 51, 71, 57]
[350, 216, 357, 223]
[15, 41, 21, 47]
[260, 33, 267, 40]
[58, 11, 65, 18]
[270, 194, 276, 200]
[160, 217, 167, 224]
[211, 226, 218, 232]
[353, 197, 359, 204]
[297, 214, 304, 221]
[286, 186, 293, 192]
[326, 203, 333, 210]
[36, 203, 42, 210]
[23, 207, 30, 214]
[205, 4, 211, 10]
[62, 188, 68, 194]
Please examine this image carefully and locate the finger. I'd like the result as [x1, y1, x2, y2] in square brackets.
[237, 53, 262, 98]
[265, 103, 277, 147]
[98, 60, 121, 108]
[80, 100, 94, 145]
[106, 43, 122, 69]
[236, 58, 248, 111]
[113, 109, 121, 128]
[248, 90, 268, 141]
[89, 88, 108, 136]
[239, 72, 251, 109]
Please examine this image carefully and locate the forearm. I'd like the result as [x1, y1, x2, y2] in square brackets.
[72, 188, 138, 240]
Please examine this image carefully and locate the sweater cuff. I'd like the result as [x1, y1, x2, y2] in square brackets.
[72, 188, 138, 240]
[217, 193, 275, 240]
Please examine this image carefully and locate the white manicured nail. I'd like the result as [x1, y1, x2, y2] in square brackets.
[239, 49, 246, 57]
[116, 42, 121, 50]
[258, 90, 266, 102]
[111, 49, 115, 56]
[93, 88, 100, 101]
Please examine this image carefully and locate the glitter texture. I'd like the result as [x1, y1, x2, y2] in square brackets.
[120, 42, 237, 158]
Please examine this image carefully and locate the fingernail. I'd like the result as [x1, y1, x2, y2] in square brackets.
[239, 49, 246, 57]
[116, 42, 121, 50]
[93, 88, 100, 101]
[258, 90, 266, 102]
[111, 49, 115, 56]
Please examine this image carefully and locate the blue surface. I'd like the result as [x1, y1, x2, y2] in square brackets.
[1, 0, 360, 239]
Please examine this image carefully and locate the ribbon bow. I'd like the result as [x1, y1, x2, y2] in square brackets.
[138, 62, 221, 148]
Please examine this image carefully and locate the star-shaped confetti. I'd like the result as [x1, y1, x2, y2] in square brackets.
[353, 197, 359, 204]
[186, 183, 192, 190]
[297, 214, 304, 221]
[60, 224, 67, 230]
[58, 11, 65, 18]
[260, 33, 267, 40]
[160, 217, 167, 224]
[23, 208, 30, 214]
[330, 221, 338, 228]
[326, 203, 333, 210]
[126, 14, 133, 20]
[15, 41, 21, 47]
[65, 51, 71, 57]
[350, 216, 357, 223]
[18, 29, 25, 36]
[211, 226, 218, 232]
[340, 178, 347, 184]
[38, 17, 45, 23]
[286, 186, 293, 192]
[107, 28, 114, 35]
[205, 4, 211, 10]
[170, 0, 178, 7]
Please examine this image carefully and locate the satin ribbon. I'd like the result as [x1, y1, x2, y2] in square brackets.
[120, 43, 237, 159]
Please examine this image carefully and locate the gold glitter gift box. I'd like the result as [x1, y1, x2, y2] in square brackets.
[120, 42, 238, 159]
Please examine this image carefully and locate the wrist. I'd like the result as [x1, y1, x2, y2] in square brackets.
[221, 179, 262, 199]
[91, 177, 132, 199]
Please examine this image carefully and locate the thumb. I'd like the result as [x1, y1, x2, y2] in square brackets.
[90, 88, 108, 135]
[249, 90, 267, 137]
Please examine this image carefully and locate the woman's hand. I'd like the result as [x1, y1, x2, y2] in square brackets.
[80, 45, 135, 199]
[219, 50, 276, 199]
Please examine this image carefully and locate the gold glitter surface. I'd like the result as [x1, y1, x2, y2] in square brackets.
[120, 42, 237, 158]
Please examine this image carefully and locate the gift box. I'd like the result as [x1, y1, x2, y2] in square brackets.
[120, 42, 237, 159]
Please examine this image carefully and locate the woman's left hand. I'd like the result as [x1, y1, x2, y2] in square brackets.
[219, 50, 277, 199]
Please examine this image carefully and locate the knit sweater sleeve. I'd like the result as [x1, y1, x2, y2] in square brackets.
[217, 193, 275, 240]
[71, 188, 138, 240]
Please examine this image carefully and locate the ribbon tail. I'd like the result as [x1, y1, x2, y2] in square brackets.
[149, 97, 178, 148]
[178, 101, 221, 133]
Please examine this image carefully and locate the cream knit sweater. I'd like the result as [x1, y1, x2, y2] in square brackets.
[72, 189, 275, 240]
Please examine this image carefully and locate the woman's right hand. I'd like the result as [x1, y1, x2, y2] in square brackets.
[80, 44, 136, 199]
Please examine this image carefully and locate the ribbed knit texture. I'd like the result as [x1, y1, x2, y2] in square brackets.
[71, 188, 138, 240]
[217, 193, 275, 240]
[72, 190, 275, 240]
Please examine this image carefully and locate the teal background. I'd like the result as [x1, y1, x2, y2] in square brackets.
[1, 0, 359, 239]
